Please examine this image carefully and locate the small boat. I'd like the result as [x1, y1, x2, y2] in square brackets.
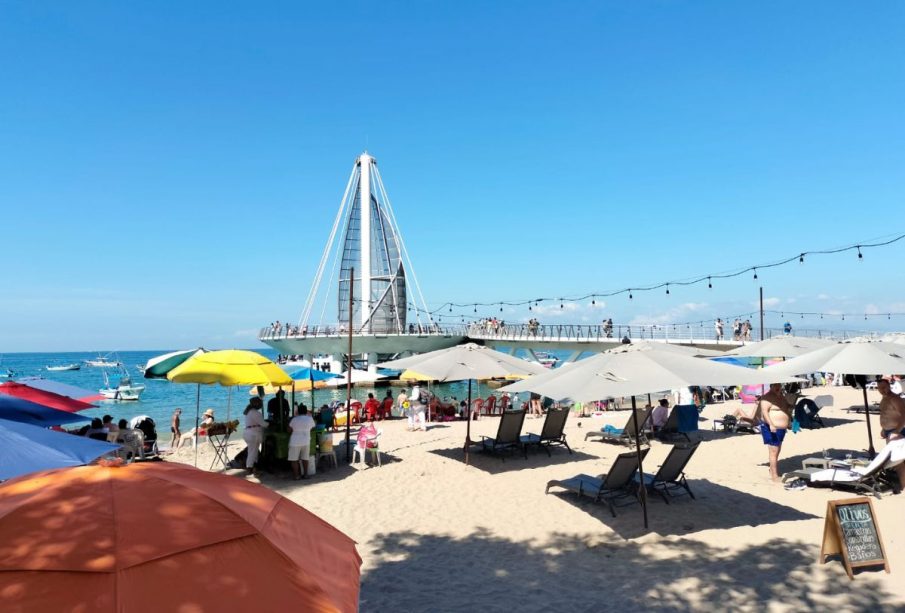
[100, 369, 146, 401]
[534, 352, 559, 368]
[85, 353, 123, 368]
[46, 363, 81, 372]
[0, 368, 14, 379]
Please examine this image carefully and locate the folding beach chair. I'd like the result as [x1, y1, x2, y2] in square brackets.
[545, 448, 649, 517]
[521, 408, 571, 456]
[208, 420, 239, 470]
[480, 410, 527, 460]
[635, 443, 700, 503]
[807, 439, 905, 497]
[584, 407, 652, 448]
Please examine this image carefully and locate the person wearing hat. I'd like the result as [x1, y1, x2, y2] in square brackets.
[177, 408, 215, 449]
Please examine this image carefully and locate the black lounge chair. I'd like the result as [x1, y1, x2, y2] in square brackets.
[521, 408, 571, 456]
[636, 443, 699, 503]
[794, 398, 824, 429]
[584, 407, 652, 448]
[657, 405, 699, 442]
[545, 448, 649, 517]
[480, 410, 527, 460]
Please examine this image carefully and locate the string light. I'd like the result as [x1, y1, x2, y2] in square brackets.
[430, 234, 905, 319]
[665, 284, 670, 295]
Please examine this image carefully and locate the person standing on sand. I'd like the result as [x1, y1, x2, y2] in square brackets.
[877, 378, 905, 485]
[288, 405, 316, 480]
[243, 397, 268, 474]
[758, 383, 792, 482]
[396, 389, 408, 419]
[170, 408, 182, 448]
[409, 384, 427, 431]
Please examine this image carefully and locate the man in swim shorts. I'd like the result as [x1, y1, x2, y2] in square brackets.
[759, 383, 791, 482]
[877, 378, 905, 485]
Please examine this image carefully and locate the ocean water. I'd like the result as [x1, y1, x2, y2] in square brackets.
[0, 349, 533, 432]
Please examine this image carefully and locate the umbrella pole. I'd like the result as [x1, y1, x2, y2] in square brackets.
[862, 386, 876, 458]
[464, 379, 473, 465]
[631, 396, 649, 531]
[345, 267, 354, 463]
[193, 383, 201, 468]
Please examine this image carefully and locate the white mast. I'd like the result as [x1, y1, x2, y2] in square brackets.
[359, 153, 372, 330]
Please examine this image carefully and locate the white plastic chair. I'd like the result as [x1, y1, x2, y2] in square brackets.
[352, 430, 383, 467]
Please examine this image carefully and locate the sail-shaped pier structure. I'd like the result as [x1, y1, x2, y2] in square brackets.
[259, 153, 464, 366]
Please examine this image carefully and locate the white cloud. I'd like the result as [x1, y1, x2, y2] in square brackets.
[760, 297, 781, 308]
[817, 293, 830, 300]
[628, 302, 709, 326]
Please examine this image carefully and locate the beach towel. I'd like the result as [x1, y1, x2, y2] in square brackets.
[675, 405, 699, 433]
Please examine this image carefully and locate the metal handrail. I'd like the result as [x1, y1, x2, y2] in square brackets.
[258, 323, 469, 340]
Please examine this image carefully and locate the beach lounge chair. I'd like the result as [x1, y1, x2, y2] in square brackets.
[807, 439, 905, 496]
[657, 405, 699, 442]
[545, 448, 649, 517]
[521, 408, 571, 456]
[635, 443, 699, 503]
[584, 407, 652, 447]
[480, 410, 527, 460]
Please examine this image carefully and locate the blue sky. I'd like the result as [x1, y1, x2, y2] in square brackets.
[2, 1, 905, 351]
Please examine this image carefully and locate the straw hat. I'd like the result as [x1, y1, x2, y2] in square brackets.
[203, 409, 215, 418]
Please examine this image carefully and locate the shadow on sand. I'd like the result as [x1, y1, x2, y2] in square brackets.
[361, 527, 898, 612]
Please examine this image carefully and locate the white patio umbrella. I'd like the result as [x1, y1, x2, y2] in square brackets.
[500, 342, 802, 530]
[723, 336, 832, 358]
[761, 341, 905, 457]
[378, 343, 548, 464]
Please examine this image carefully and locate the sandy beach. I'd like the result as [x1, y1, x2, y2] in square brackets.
[167, 385, 905, 612]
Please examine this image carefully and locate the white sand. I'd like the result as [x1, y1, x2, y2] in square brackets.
[168, 386, 905, 612]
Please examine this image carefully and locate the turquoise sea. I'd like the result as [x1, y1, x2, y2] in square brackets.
[1, 349, 529, 433]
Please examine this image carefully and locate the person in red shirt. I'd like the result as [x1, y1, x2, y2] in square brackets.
[380, 390, 394, 420]
[364, 393, 381, 421]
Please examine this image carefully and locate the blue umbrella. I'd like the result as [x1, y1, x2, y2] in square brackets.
[288, 367, 342, 382]
[0, 395, 89, 427]
[0, 418, 119, 481]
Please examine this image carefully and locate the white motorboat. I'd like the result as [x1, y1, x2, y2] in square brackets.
[534, 352, 559, 368]
[46, 363, 81, 372]
[86, 354, 123, 368]
[100, 369, 146, 401]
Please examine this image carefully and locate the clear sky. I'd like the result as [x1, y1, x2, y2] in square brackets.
[3, 1, 905, 352]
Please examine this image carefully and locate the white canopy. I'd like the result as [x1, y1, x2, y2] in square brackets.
[723, 336, 832, 358]
[760, 342, 905, 378]
[378, 343, 547, 382]
[500, 343, 801, 403]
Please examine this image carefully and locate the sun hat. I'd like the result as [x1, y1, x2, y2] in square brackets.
[203, 409, 215, 418]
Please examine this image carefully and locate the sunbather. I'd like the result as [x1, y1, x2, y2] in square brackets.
[732, 402, 760, 429]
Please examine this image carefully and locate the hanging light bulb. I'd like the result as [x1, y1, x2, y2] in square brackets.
[560, 299, 563, 309]
[473, 305, 477, 313]
[753, 268, 758, 281]
[820, 314, 823, 319]
[799, 254, 804, 264]
[628, 289, 633, 300]
[665, 284, 670, 295]
[889, 313, 892, 320]
[865, 314, 868, 320]
[591, 296, 596, 306]
[857, 246, 863, 260]
[499, 304, 503, 313]
[528, 304, 532, 311]
[842, 314, 845, 321]
[449, 305, 452, 313]
[707, 277, 712, 289]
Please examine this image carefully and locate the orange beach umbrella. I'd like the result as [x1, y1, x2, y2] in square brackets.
[0, 462, 361, 612]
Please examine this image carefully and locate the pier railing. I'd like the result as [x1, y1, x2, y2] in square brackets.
[464, 323, 876, 343]
[259, 323, 468, 341]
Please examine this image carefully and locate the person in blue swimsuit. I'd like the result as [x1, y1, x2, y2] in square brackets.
[759, 383, 792, 482]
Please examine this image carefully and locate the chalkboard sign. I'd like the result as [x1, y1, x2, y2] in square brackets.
[820, 497, 890, 579]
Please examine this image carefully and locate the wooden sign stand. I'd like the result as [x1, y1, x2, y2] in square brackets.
[820, 497, 890, 579]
